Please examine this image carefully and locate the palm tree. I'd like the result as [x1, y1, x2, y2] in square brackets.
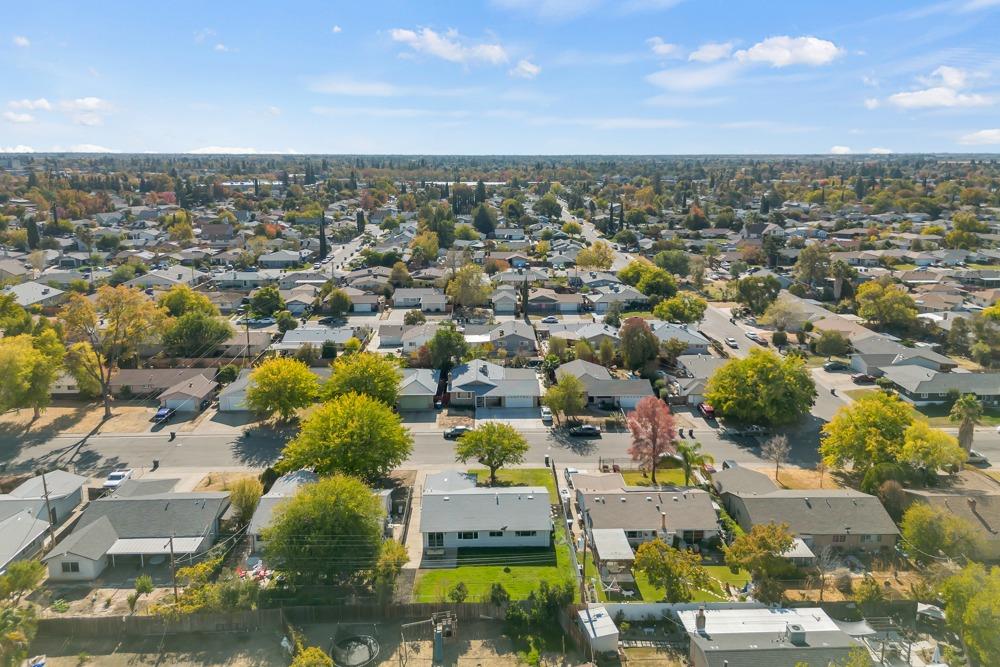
[676, 441, 714, 486]
[950, 393, 983, 454]
[830, 260, 855, 301]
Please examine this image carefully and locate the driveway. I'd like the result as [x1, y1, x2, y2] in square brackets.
[475, 407, 546, 430]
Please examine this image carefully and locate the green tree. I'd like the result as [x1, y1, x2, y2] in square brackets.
[901, 504, 982, 564]
[326, 352, 400, 406]
[0, 604, 36, 666]
[820, 392, 913, 472]
[724, 523, 794, 601]
[675, 440, 713, 486]
[599, 338, 615, 367]
[446, 264, 491, 310]
[428, 324, 469, 372]
[454, 422, 530, 485]
[636, 267, 677, 299]
[940, 564, 1000, 665]
[250, 285, 285, 317]
[620, 318, 659, 371]
[831, 260, 856, 301]
[278, 392, 412, 483]
[325, 288, 351, 318]
[705, 349, 816, 425]
[246, 357, 320, 421]
[855, 279, 917, 330]
[853, 575, 884, 605]
[633, 539, 710, 602]
[899, 420, 964, 472]
[158, 284, 217, 317]
[652, 294, 707, 323]
[373, 540, 409, 601]
[472, 204, 497, 235]
[653, 250, 689, 276]
[229, 477, 264, 526]
[276, 310, 298, 334]
[793, 243, 830, 287]
[543, 373, 586, 425]
[162, 311, 234, 357]
[389, 261, 412, 287]
[448, 581, 469, 603]
[735, 275, 781, 315]
[263, 474, 384, 581]
[2, 560, 45, 603]
[950, 393, 982, 454]
[617, 259, 652, 286]
[815, 330, 851, 357]
[575, 241, 615, 270]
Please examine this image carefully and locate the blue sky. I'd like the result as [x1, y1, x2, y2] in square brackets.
[3, 0, 1000, 154]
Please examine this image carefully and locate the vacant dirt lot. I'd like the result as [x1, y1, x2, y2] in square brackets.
[0, 402, 156, 435]
[750, 466, 843, 490]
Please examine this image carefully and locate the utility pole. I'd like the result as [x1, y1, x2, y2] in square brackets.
[244, 316, 251, 368]
[580, 509, 589, 604]
[39, 469, 54, 554]
[169, 534, 178, 603]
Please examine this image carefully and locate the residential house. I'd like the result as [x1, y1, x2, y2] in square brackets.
[491, 285, 518, 314]
[448, 359, 541, 409]
[0, 258, 28, 284]
[556, 359, 653, 410]
[392, 288, 448, 312]
[3, 281, 66, 309]
[398, 368, 440, 411]
[904, 484, 1000, 560]
[272, 325, 359, 354]
[526, 288, 584, 314]
[648, 321, 711, 355]
[125, 267, 209, 289]
[216, 330, 273, 358]
[110, 368, 214, 397]
[880, 366, 1000, 406]
[670, 355, 728, 406]
[420, 471, 551, 555]
[0, 470, 87, 573]
[579, 488, 719, 550]
[248, 470, 318, 552]
[463, 321, 537, 356]
[258, 249, 305, 268]
[44, 479, 229, 581]
[158, 373, 217, 413]
[586, 285, 648, 314]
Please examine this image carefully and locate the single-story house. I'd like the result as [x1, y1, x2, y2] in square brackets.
[0, 470, 87, 573]
[526, 288, 584, 314]
[491, 286, 518, 314]
[420, 472, 551, 555]
[219, 367, 332, 413]
[110, 368, 214, 398]
[447, 359, 541, 409]
[271, 325, 357, 354]
[158, 373, 217, 412]
[556, 359, 653, 410]
[248, 470, 318, 552]
[391, 288, 447, 312]
[586, 285, 648, 314]
[398, 368, 440, 411]
[258, 249, 305, 268]
[904, 487, 1000, 560]
[578, 488, 719, 549]
[44, 479, 229, 581]
[648, 321, 711, 355]
[3, 281, 66, 309]
[880, 366, 1000, 406]
[463, 321, 537, 357]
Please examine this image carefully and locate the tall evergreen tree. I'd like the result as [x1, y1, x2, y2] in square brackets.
[475, 179, 486, 205]
[356, 210, 365, 235]
[319, 215, 328, 259]
[26, 219, 40, 250]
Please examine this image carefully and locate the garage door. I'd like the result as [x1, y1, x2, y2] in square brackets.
[165, 398, 197, 412]
[397, 395, 432, 412]
[220, 394, 247, 412]
[618, 396, 642, 409]
[504, 396, 535, 408]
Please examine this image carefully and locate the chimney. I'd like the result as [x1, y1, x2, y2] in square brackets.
[695, 607, 706, 631]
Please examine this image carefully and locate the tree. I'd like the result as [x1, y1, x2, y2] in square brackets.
[724, 523, 794, 592]
[0, 331, 66, 419]
[446, 264, 490, 310]
[246, 357, 320, 421]
[292, 647, 334, 667]
[543, 374, 586, 425]
[950, 393, 982, 454]
[636, 267, 677, 299]
[472, 204, 497, 235]
[940, 564, 1000, 665]
[815, 330, 850, 357]
[158, 284, 217, 317]
[325, 288, 351, 318]
[250, 285, 285, 317]
[653, 250, 689, 276]
[626, 397, 677, 485]
[652, 294, 706, 323]
[633, 539, 710, 602]
[428, 324, 468, 372]
[620, 318, 659, 371]
[389, 261, 412, 287]
[760, 295, 806, 332]
[830, 260, 856, 301]
[793, 243, 830, 287]
[2, 560, 45, 603]
[0, 604, 36, 666]
[735, 275, 781, 315]
[356, 209, 365, 234]
[575, 241, 615, 270]
[900, 420, 964, 472]
[599, 338, 615, 367]
[618, 259, 651, 287]
[326, 352, 400, 406]
[675, 440, 713, 486]
[277, 392, 412, 483]
[761, 435, 790, 482]
[533, 194, 561, 218]
[855, 279, 917, 330]
[263, 474, 384, 581]
[276, 310, 298, 334]
[373, 540, 409, 601]
[25, 219, 40, 250]
[820, 392, 911, 472]
[448, 581, 469, 603]
[229, 477, 264, 526]
[853, 575, 884, 605]
[454, 422, 529, 486]
[162, 311, 234, 357]
[403, 309, 426, 325]
[705, 349, 816, 426]
[61, 286, 166, 419]
[901, 504, 982, 564]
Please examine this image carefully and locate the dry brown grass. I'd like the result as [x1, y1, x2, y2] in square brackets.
[0, 403, 156, 435]
[752, 466, 843, 490]
[194, 472, 257, 492]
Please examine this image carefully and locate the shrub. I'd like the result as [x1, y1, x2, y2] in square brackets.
[448, 581, 469, 603]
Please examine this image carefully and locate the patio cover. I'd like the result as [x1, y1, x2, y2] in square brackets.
[106, 536, 205, 555]
[591, 528, 634, 562]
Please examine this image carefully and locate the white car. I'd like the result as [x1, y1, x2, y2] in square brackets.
[967, 450, 988, 465]
[725, 337, 738, 349]
[541, 406, 553, 423]
[103, 469, 133, 489]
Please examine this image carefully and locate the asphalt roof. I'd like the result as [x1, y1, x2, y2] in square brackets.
[581, 489, 717, 533]
[733, 490, 899, 536]
[421, 486, 552, 533]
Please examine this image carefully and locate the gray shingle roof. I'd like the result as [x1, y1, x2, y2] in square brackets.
[734, 490, 899, 536]
[421, 487, 551, 533]
[582, 489, 717, 533]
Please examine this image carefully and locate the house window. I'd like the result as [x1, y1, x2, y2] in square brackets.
[832, 534, 847, 543]
[489, 531, 504, 537]
[861, 534, 879, 543]
[458, 531, 479, 540]
[625, 530, 643, 539]
[61, 562, 80, 573]
[683, 531, 705, 543]
[427, 533, 444, 548]
[515, 530, 537, 537]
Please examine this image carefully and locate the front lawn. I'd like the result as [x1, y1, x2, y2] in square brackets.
[413, 524, 575, 602]
[845, 388, 876, 402]
[470, 468, 558, 501]
[913, 403, 1000, 427]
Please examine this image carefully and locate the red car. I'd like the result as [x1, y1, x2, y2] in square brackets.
[698, 402, 716, 419]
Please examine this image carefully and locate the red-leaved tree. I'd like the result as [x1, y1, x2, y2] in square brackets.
[626, 396, 678, 485]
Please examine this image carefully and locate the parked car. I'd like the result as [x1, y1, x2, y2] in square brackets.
[250, 317, 276, 326]
[443, 425, 472, 440]
[823, 360, 849, 372]
[540, 316, 559, 324]
[697, 402, 716, 419]
[152, 407, 176, 423]
[540, 406, 553, 424]
[745, 331, 762, 343]
[851, 373, 875, 384]
[724, 337, 739, 349]
[967, 450, 988, 465]
[569, 424, 601, 437]
[103, 469, 133, 489]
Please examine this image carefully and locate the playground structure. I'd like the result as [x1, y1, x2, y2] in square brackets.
[399, 611, 459, 666]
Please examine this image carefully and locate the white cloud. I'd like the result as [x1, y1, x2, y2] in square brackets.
[864, 97, 880, 109]
[959, 128, 1000, 145]
[12, 35, 30, 48]
[645, 60, 744, 91]
[646, 37, 678, 57]
[72, 113, 103, 126]
[688, 41, 733, 63]
[331, 25, 342, 33]
[620, 0, 683, 11]
[735, 36, 843, 67]
[188, 146, 260, 154]
[868, 147, 893, 154]
[9, 98, 52, 111]
[267, 106, 282, 116]
[67, 144, 118, 153]
[862, 75, 879, 87]
[59, 97, 111, 112]
[308, 75, 475, 97]
[214, 43, 229, 52]
[0, 145, 34, 153]
[887, 86, 990, 109]
[2, 111, 34, 123]
[830, 145, 853, 154]
[389, 27, 508, 64]
[587, 116, 685, 129]
[926, 65, 968, 89]
[509, 59, 541, 78]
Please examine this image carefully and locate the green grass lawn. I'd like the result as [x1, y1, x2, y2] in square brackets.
[804, 355, 850, 368]
[845, 388, 877, 401]
[470, 468, 558, 501]
[582, 550, 748, 602]
[914, 403, 1000, 427]
[968, 263, 1000, 271]
[621, 468, 690, 486]
[413, 523, 576, 602]
[619, 310, 653, 319]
